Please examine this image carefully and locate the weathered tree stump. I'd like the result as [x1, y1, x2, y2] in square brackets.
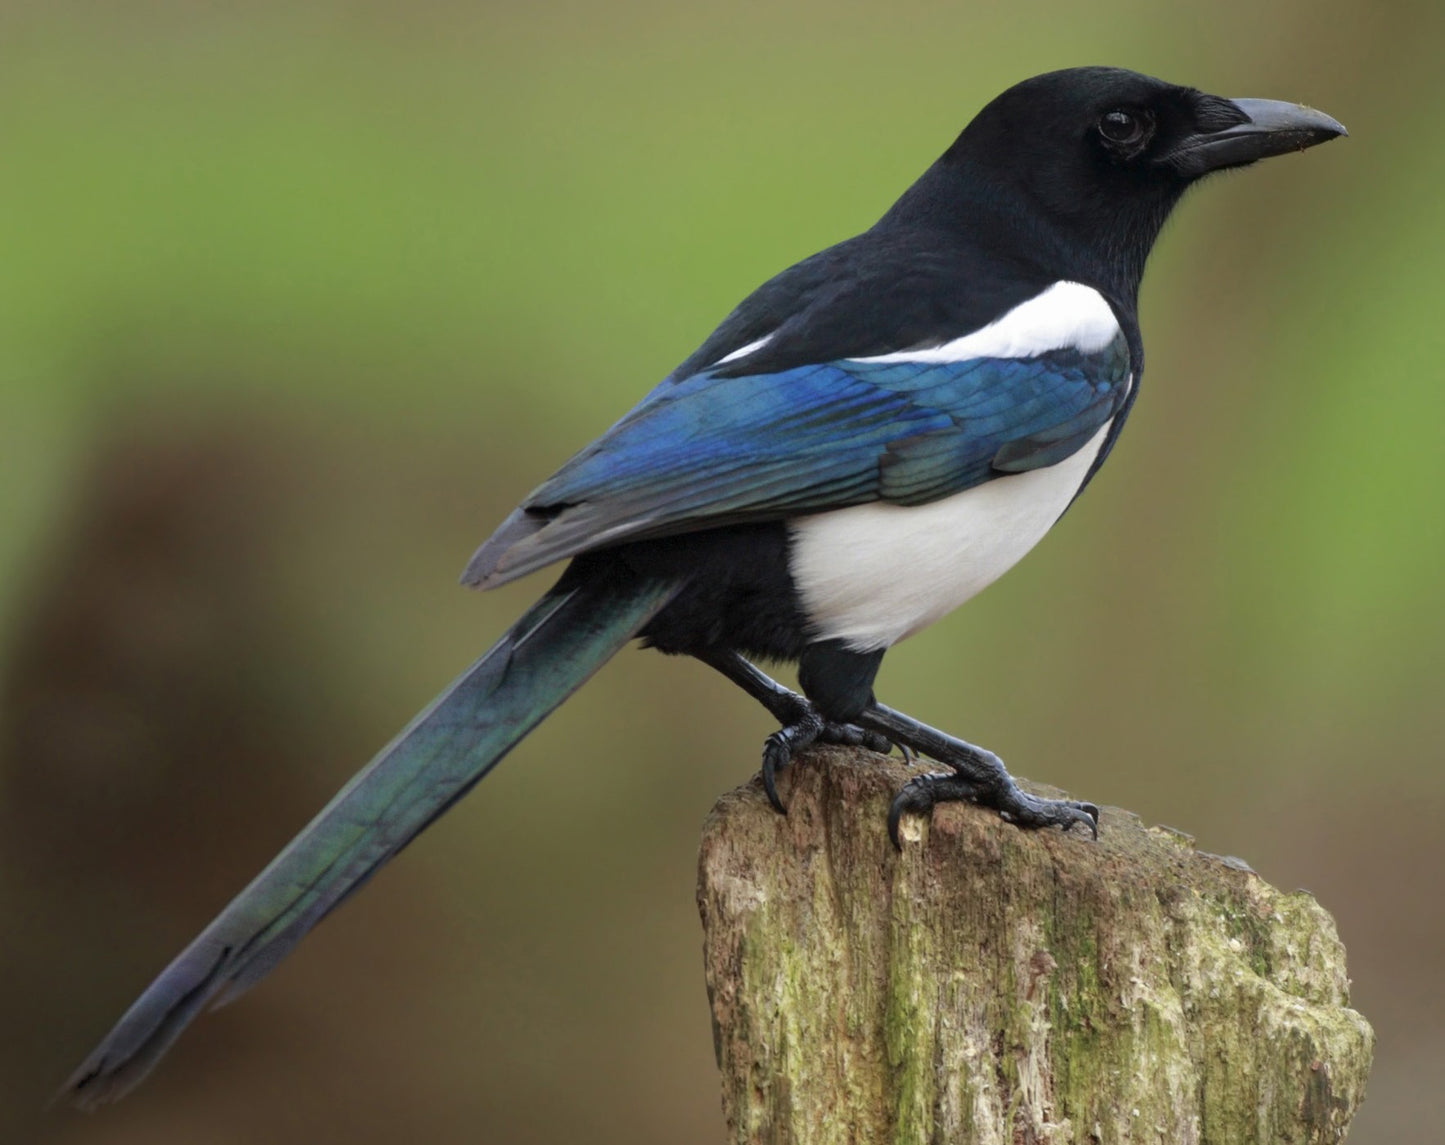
[698, 747, 1373, 1144]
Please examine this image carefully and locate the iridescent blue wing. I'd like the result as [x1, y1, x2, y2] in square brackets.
[465, 336, 1130, 587]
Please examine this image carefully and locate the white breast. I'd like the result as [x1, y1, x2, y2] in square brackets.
[787, 279, 1126, 653]
[788, 420, 1112, 651]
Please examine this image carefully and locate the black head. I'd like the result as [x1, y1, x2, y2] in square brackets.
[881, 67, 1345, 301]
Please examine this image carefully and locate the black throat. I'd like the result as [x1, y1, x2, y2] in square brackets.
[873, 150, 1181, 319]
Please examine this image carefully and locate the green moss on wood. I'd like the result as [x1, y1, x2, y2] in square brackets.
[698, 748, 1373, 1144]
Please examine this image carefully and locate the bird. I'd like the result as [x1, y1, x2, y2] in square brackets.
[63, 66, 1344, 1106]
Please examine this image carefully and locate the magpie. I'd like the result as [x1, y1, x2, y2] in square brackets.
[64, 66, 1344, 1105]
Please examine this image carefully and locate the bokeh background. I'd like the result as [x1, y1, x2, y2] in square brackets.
[1, 1, 1438, 1141]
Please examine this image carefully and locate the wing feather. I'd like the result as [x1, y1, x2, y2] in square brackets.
[465, 338, 1129, 588]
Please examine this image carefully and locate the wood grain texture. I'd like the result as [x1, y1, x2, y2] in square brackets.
[698, 747, 1373, 1144]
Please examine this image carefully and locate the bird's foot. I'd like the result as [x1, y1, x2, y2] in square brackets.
[856, 703, 1098, 848]
[694, 649, 901, 812]
[762, 705, 894, 813]
[886, 770, 1099, 849]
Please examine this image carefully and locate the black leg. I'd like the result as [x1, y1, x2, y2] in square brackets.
[857, 702, 1099, 848]
[695, 649, 895, 812]
[694, 651, 1097, 843]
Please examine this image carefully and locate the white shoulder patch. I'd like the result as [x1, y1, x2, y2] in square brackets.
[714, 334, 775, 366]
[850, 281, 1119, 364]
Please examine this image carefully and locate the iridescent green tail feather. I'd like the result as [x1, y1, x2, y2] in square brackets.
[65, 563, 681, 1107]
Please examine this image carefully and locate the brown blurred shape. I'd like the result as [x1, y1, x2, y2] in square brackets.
[2, 413, 324, 897]
[0, 410, 372, 1142]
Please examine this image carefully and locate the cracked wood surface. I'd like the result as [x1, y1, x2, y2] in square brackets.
[698, 747, 1373, 1144]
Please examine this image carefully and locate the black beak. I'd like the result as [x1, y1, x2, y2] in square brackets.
[1161, 98, 1347, 178]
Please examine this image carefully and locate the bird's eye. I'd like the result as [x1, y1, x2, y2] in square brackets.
[1098, 110, 1144, 145]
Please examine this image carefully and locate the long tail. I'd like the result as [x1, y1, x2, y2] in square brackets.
[64, 562, 682, 1107]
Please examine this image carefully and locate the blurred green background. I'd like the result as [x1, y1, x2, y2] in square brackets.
[1, 1, 1438, 1141]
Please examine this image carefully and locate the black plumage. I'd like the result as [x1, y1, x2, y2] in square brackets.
[64, 67, 1344, 1106]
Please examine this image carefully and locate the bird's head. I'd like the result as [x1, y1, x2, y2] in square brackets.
[887, 66, 1346, 298]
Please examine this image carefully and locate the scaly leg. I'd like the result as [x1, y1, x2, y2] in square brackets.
[697, 650, 1098, 845]
[856, 703, 1099, 848]
[694, 649, 895, 812]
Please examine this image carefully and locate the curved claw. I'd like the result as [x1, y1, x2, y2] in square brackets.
[889, 773, 1100, 849]
[886, 784, 916, 850]
[887, 772, 972, 850]
[758, 711, 907, 819]
[761, 733, 792, 814]
[999, 790, 1101, 838]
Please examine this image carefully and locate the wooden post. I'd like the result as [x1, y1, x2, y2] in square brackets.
[698, 747, 1373, 1144]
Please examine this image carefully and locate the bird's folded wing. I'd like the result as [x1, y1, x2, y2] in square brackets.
[465, 342, 1129, 587]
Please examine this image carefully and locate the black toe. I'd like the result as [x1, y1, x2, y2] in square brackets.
[887, 771, 1100, 847]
